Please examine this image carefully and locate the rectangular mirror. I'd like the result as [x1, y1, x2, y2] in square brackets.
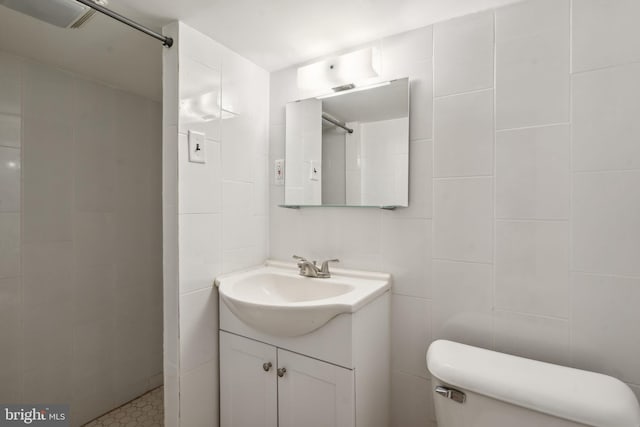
[282, 78, 409, 208]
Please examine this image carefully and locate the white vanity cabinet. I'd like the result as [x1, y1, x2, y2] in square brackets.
[217, 261, 391, 427]
[220, 331, 355, 427]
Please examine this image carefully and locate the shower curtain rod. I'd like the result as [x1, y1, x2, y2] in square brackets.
[75, 0, 173, 47]
[322, 113, 354, 134]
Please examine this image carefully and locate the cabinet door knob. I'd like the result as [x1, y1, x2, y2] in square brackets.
[277, 367, 287, 377]
[263, 362, 272, 372]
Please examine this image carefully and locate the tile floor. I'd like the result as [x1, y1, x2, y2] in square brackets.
[84, 387, 163, 426]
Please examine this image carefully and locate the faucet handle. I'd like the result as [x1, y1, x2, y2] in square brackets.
[319, 258, 340, 274]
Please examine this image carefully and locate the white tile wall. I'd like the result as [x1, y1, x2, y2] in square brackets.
[0, 51, 163, 426]
[163, 22, 270, 427]
[495, 0, 570, 129]
[434, 11, 494, 97]
[434, 89, 494, 177]
[268, 0, 640, 424]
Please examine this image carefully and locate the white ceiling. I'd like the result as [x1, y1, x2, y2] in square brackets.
[0, 0, 525, 101]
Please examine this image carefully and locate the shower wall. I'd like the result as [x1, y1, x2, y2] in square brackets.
[0, 50, 162, 426]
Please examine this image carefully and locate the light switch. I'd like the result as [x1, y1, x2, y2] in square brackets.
[275, 159, 285, 185]
[188, 130, 206, 163]
[309, 160, 321, 181]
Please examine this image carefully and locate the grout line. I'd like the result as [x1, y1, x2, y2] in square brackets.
[571, 60, 640, 76]
[491, 8, 498, 351]
[568, 0, 575, 368]
[495, 218, 569, 223]
[494, 307, 570, 322]
[571, 271, 640, 280]
[572, 168, 640, 174]
[433, 175, 493, 180]
[495, 121, 570, 133]
[432, 257, 492, 266]
[433, 86, 494, 101]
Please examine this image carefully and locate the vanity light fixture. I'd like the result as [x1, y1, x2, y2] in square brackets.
[297, 46, 381, 91]
[316, 80, 391, 100]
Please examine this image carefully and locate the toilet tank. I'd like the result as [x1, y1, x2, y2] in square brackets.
[426, 340, 640, 427]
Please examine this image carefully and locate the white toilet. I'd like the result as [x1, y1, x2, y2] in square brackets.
[427, 340, 640, 427]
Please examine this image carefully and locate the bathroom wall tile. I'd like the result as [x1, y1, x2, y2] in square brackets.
[573, 171, 640, 277]
[432, 260, 493, 349]
[222, 181, 255, 250]
[0, 114, 21, 148]
[22, 119, 73, 243]
[335, 209, 382, 271]
[0, 276, 21, 402]
[74, 212, 116, 268]
[495, 0, 570, 129]
[573, 63, 640, 171]
[179, 213, 221, 294]
[22, 241, 73, 310]
[494, 310, 569, 366]
[73, 79, 116, 213]
[72, 318, 114, 394]
[0, 213, 20, 279]
[495, 221, 569, 318]
[571, 273, 640, 384]
[391, 294, 431, 378]
[269, 202, 303, 262]
[382, 26, 433, 76]
[434, 89, 493, 177]
[23, 363, 72, 405]
[407, 60, 434, 141]
[179, 134, 221, 214]
[391, 371, 435, 427]
[572, 0, 640, 72]
[22, 61, 73, 124]
[381, 217, 431, 298]
[391, 140, 432, 219]
[434, 11, 494, 96]
[0, 53, 21, 115]
[496, 125, 570, 219]
[433, 177, 493, 263]
[178, 56, 222, 139]
[179, 288, 218, 374]
[180, 360, 218, 427]
[179, 23, 223, 74]
[0, 146, 20, 212]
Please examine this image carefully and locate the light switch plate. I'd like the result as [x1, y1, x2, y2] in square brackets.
[275, 159, 285, 185]
[188, 130, 206, 163]
[309, 160, 321, 181]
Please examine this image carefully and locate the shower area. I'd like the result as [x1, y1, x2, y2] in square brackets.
[0, 1, 164, 425]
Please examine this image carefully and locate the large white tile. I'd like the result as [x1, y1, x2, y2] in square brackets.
[179, 213, 221, 294]
[495, 221, 569, 318]
[73, 263, 115, 325]
[22, 119, 73, 243]
[381, 217, 431, 298]
[391, 371, 435, 427]
[0, 146, 20, 212]
[222, 181, 256, 250]
[391, 294, 431, 378]
[382, 26, 433, 76]
[573, 0, 640, 72]
[0, 114, 21, 148]
[573, 63, 640, 172]
[22, 61, 73, 124]
[180, 360, 218, 427]
[433, 177, 493, 263]
[178, 133, 222, 214]
[432, 260, 493, 349]
[179, 288, 218, 374]
[434, 90, 493, 177]
[571, 273, 640, 384]
[408, 60, 434, 142]
[22, 241, 73, 310]
[572, 171, 640, 277]
[434, 11, 494, 96]
[74, 212, 115, 268]
[335, 209, 382, 271]
[392, 140, 432, 219]
[494, 310, 569, 366]
[0, 213, 20, 279]
[0, 276, 21, 402]
[496, 125, 570, 219]
[0, 52, 21, 115]
[495, 0, 570, 129]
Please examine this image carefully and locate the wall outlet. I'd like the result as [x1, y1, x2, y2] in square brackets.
[309, 160, 321, 181]
[188, 130, 206, 163]
[275, 159, 285, 185]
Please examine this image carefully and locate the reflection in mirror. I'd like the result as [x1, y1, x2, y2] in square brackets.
[283, 78, 409, 208]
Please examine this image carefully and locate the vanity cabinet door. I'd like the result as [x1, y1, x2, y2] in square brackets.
[220, 332, 278, 427]
[277, 349, 355, 427]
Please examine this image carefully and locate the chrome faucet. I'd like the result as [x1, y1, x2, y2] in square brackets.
[293, 255, 339, 278]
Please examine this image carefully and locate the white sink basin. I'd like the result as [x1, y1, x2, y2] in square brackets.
[215, 260, 391, 337]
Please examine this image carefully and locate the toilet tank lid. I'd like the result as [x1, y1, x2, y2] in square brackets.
[427, 340, 640, 427]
